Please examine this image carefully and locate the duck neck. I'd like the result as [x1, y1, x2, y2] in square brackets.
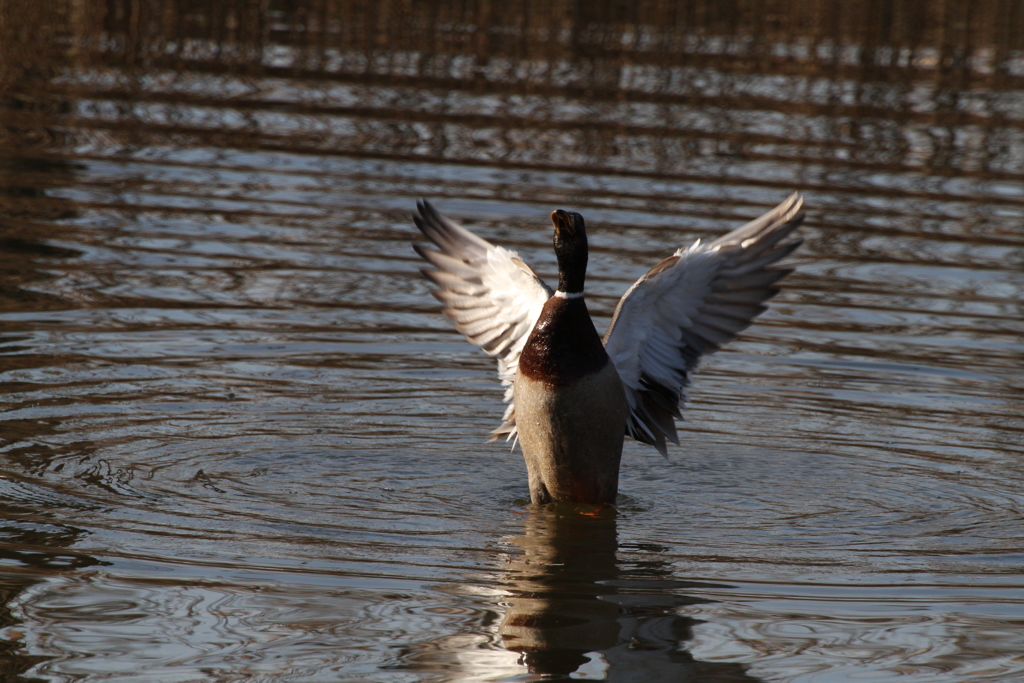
[556, 248, 587, 297]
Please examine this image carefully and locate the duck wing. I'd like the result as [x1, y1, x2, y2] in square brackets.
[413, 200, 554, 444]
[603, 193, 804, 456]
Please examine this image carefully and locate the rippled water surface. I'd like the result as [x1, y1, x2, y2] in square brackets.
[1, 1, 1023, 681]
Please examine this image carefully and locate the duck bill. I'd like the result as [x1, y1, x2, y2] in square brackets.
[550, 210, 575, 236]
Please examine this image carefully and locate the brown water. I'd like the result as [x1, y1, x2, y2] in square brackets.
[1, 1, 1022, 681]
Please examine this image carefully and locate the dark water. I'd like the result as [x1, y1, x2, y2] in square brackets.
[1, 1, 1022, 681]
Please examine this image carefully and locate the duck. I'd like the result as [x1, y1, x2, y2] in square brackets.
[413, 194, 804, 505]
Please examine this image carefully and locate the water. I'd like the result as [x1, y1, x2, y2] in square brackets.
[1, 1, 1022, 681]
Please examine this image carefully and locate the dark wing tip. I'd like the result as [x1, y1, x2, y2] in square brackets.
[411, 243, 435, 260]
[413, 198, 428, 224]
[414, 198, 443, 233]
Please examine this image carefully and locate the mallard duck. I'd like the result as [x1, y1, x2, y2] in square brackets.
[413, 194, 804, 504]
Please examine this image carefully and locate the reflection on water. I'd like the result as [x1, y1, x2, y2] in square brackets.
[498, 507, 757, 681]
[398, 506, 761, 681]
[1, 0, 1023, 680]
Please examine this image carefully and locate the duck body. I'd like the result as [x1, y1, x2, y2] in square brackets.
[516, 295, 628, 504]
[412, 195, 804, 506]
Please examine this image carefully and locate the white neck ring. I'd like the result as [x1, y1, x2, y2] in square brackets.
[554, 290, 584, 299]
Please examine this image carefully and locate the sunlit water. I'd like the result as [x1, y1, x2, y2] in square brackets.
[1, 2, 1022, 681]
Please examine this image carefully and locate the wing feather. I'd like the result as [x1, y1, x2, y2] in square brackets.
[603, 193, 804, 456]
[413, 200, 553, 443]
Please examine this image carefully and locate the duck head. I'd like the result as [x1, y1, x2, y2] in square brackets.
[550, 209, 588, 295]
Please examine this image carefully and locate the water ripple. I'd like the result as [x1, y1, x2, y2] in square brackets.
[1, 3, 1023, 681]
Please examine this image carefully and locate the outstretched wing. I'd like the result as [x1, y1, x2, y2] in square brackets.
[603, 193, 804, 456]
[413, 200, 553, 443]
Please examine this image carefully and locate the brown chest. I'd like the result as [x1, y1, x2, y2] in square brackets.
[518, 297, 610, 386]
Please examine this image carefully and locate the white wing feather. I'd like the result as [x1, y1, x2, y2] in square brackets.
[413, 200, 553, 443]
[603, 193, 804, 455]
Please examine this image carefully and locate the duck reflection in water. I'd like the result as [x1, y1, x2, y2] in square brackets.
[498, 505, 762, 682]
